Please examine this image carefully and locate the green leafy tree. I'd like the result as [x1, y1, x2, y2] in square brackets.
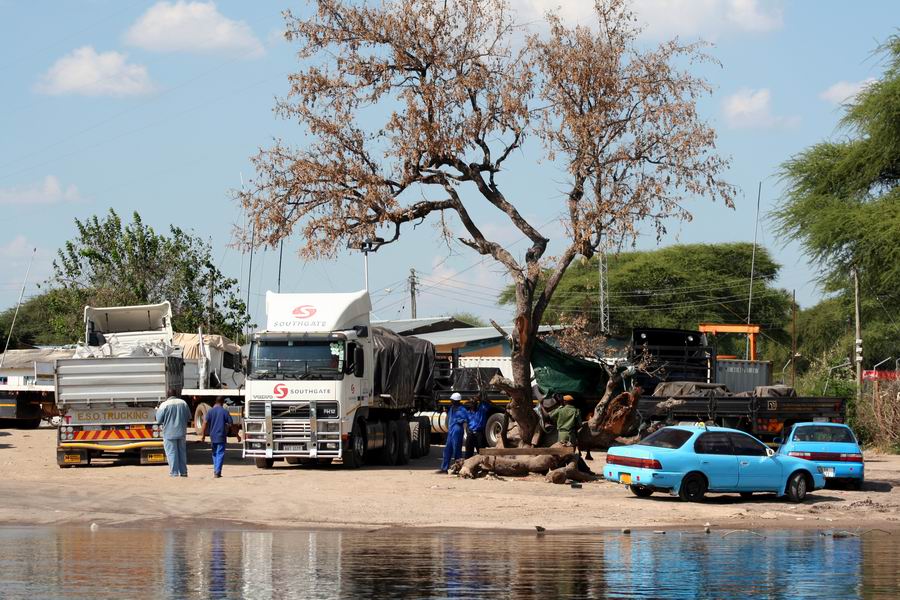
[773, 35, 900, 369]
[451, 312, 488, 327]
[499, 243, 792, 358]
[0, 288, 85, 348]
[48, 210, 251, 342]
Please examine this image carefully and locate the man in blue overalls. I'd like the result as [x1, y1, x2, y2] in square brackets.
[437, 392, 467, 474]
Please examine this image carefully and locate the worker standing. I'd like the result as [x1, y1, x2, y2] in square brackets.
[464, 396, 491, 458]
[156, 390, 192, 477]
[551, 394, 581, 445]
[200, 397, 241, 478]
[437, 392, 467, 474]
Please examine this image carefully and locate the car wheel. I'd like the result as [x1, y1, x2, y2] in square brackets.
[629, 485, 654, 498]
[679, 473, 707, 502]
[786, 471, 810, 502]
[740, 492, 754, 499]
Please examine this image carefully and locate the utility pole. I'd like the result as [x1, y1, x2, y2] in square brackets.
[791, 289, 797, 387]
[408, 268, 417, 319]
[853, 267, 863, 404]
[598, 248, 609, 334]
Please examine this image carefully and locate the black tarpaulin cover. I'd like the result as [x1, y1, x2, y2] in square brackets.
[371, 326, 435, 409]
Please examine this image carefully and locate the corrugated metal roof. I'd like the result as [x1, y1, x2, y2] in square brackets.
[373, 316, 473, 335]
[414, 325, 556, 347]
[0, 348, 75, 370]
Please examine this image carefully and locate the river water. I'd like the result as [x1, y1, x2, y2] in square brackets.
[0, 526, 898, 599]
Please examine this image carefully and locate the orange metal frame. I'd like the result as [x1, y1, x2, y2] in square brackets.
[698, 323, 761, 360]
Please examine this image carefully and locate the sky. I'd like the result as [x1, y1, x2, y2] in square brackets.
[1, 0, 898, 332]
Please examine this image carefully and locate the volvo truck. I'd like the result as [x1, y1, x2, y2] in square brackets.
[242, 291, 433, 469]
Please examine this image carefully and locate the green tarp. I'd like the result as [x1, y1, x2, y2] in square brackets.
[531, 338, 609, 398]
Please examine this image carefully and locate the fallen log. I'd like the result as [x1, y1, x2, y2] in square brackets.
[546, 461, 601, 485]
[452, 454, 564, 479]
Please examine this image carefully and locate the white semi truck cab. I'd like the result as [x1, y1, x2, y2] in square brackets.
[242, 290, 433, 469]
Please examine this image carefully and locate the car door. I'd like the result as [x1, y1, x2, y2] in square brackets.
[729, 432, 781, 491]
[692, 432, 739, 490]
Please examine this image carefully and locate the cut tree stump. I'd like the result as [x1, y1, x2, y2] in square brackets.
[479, 447, 575, 457]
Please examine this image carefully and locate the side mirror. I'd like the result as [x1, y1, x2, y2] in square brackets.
[766, 447, 775, 457]
[353, 347, 365, 378]
[773, 437, 783, 445]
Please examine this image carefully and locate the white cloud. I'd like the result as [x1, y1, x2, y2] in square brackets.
[125, 1, 264, 57]
[0, 176, 81, 206]
[512, 0, 783, 38]
[820, 78, 876, 105]
[0, 236, 33, 260]
[35, 46, 154, 97]
[722, 87, 798, 129]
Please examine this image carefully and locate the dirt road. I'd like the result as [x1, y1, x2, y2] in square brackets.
[1, 427, 898, 532]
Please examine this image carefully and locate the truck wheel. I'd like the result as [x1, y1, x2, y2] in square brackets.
[397, 421, 411, 465]
[381, 420, 400, 466]
[418, 416, 431, 458]
[194, 403, 211, 436]
[255, 458, 274, 469]
[342, 419, 366, 469]
[409, 420, 423, 459]
[484, 413, 505, 448]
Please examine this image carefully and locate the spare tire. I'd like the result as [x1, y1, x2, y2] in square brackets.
[194, 403, 211, 436]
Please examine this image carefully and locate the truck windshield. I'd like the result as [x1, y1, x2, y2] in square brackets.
[249, 340, 344, 380]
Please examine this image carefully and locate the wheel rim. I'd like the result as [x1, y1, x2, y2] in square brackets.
[354, 433, 365, 457]
[796, 476, 807, 497]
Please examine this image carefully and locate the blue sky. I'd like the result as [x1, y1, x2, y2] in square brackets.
[1, 0, 898, 331]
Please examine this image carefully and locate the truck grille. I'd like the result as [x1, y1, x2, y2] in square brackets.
[247, 401, 310, 419]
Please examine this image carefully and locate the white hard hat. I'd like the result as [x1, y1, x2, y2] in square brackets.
[450, 392, 462, 402]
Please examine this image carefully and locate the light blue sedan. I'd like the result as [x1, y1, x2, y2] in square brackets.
[604, 425, 826, 502]
[777, 422, 864, 490]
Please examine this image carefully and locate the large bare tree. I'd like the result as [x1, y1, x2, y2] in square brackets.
[239, 0, 734, 444]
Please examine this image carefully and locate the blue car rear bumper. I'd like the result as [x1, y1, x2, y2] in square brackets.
[604, 466, 683, 492]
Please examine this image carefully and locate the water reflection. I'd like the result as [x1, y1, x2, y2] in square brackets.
[0, 526, 897, 599]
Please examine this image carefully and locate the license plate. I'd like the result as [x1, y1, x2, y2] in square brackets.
[620, 473, 632, 485]
[283, 444, 305, 452]
[63, 454, 81, 464]
[145, 453, 166, 463]
[823, 467, 835, 478]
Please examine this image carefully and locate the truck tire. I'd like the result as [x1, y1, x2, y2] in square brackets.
[484, 413, 505, 448]
[409, 420, 423, 459]
[418, 416, 431, 458]
[381, 420, 401, 466]
[342, 419, 366, 469]
[194, 403, 211, 436]
[397, 421, 411, 465]
[255, 458, 274, 469]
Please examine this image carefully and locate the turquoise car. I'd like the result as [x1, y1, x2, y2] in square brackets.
[604, 425, 826, 502]
[777, 422, 864, 490]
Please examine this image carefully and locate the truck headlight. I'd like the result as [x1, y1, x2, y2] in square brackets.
[246, 422, 264, 433]
[318, 422, 340, 433]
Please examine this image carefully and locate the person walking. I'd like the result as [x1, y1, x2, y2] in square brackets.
[200, 398, 241, 478]
[437, 392, 467, 474]
[551, 394, 581, 445]
[156, 390, 192, 477]
[464, 396, 491, 458]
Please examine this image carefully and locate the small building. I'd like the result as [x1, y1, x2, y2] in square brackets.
[414, 325, 557, 358]
[0, 348, 73, 387]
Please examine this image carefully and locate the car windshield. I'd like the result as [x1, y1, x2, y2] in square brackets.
[793, 426, 855, 443]
[248, 340, 344, 380]
[638, 428, 693, 449]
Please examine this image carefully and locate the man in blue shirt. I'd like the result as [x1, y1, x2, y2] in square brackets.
[464, 397, 492, 458]
[201, 398, 240, 478]
[437, 392, 468, 474]
[156, 391, 192, 477]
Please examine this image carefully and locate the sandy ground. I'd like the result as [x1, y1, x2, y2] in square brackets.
[1, 426, 898, 532]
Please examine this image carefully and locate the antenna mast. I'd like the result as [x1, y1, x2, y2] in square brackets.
[598, 245, 610, 335]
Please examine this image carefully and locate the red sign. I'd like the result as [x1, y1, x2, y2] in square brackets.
[862, 370, 899, 381]
[292, 305, 317, 319]
[274, 384, 289, 399]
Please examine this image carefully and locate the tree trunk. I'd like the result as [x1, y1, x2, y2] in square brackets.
[453, 454, 563, 478]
